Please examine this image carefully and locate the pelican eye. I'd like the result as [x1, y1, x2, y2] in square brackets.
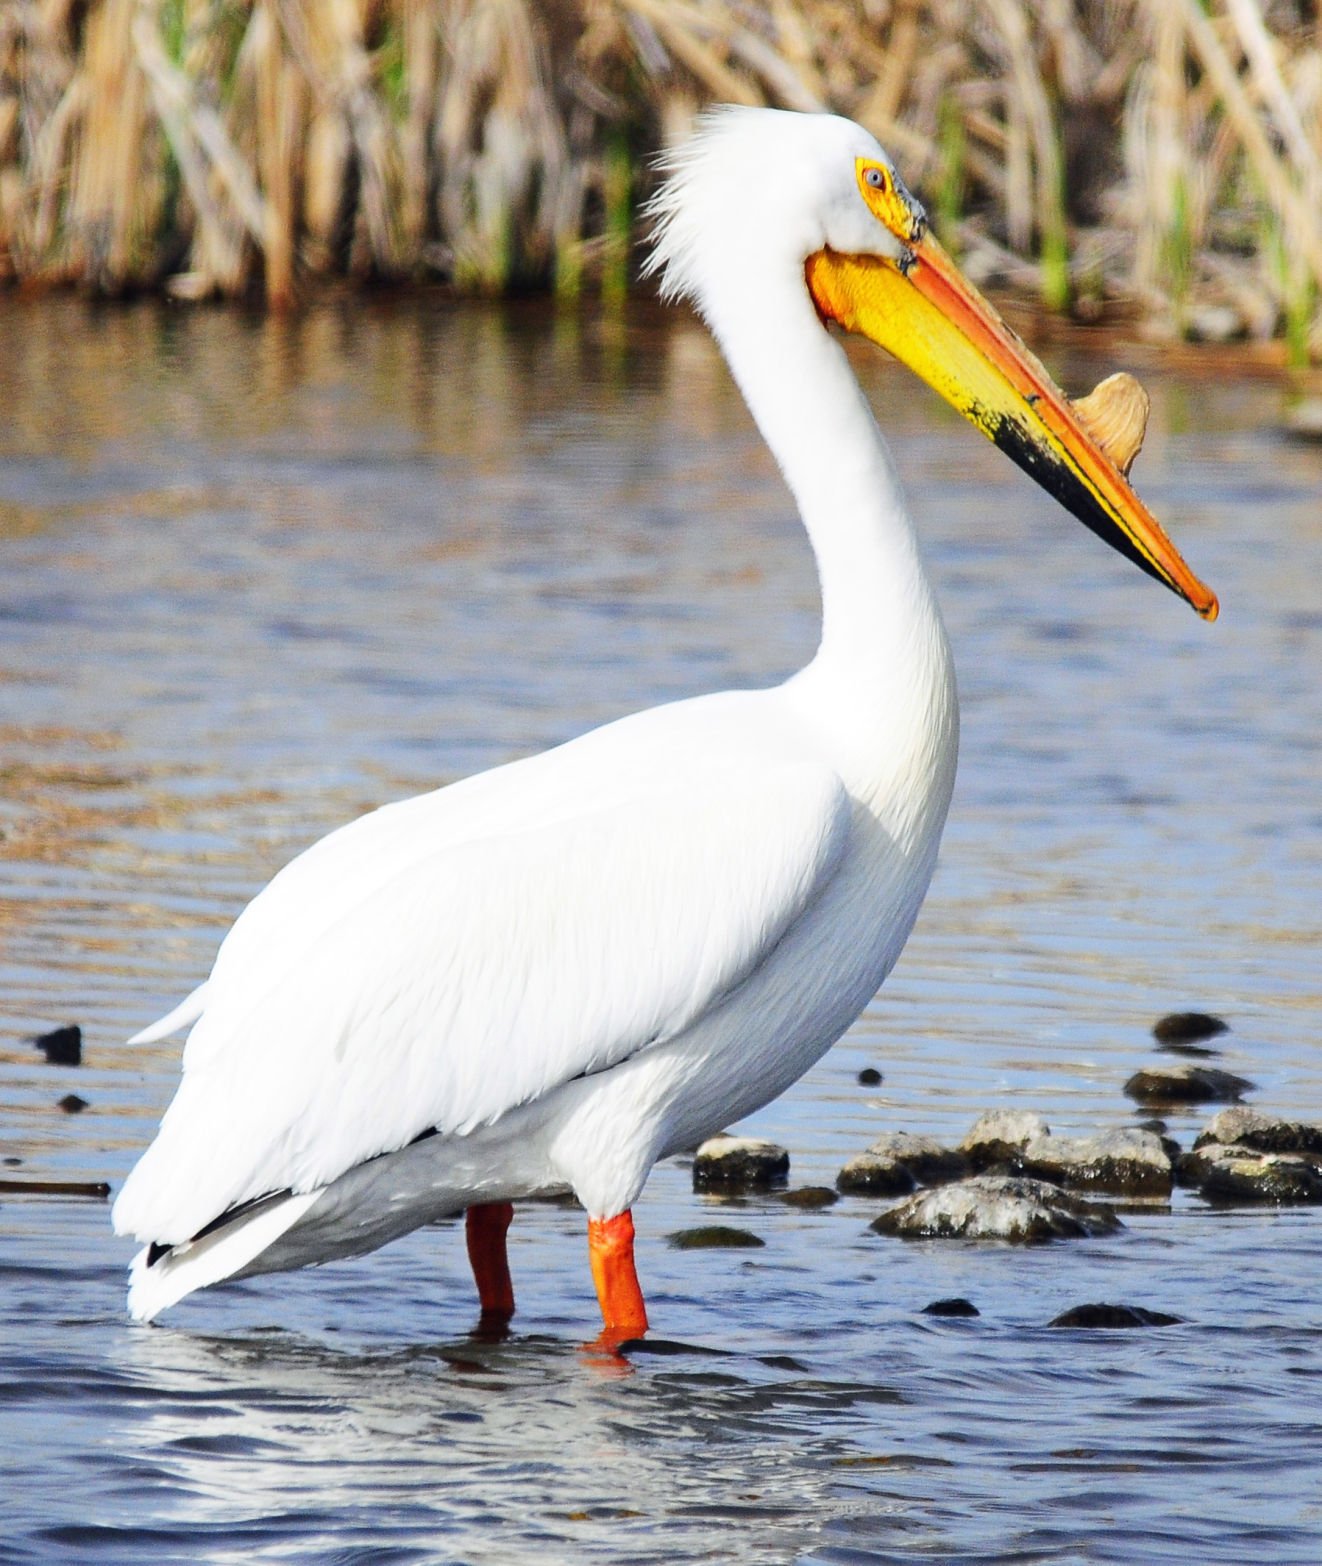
[864, 166, 889, 192]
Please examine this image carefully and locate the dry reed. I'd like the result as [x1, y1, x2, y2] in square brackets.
[0, 1, 1318, 356]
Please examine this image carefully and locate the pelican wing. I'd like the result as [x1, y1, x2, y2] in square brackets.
[115, 737, 851, 1245]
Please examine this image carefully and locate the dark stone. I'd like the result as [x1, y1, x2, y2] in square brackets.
[57, 1094, 88, 1114]
[922, 1297, 979, 1318]
[959, 1110, 1050, 1172]
[1173, 1145, 1217, 1188]
[1152, 1012, 1228, 1046]
[869, 1176, 1124, 1244]
[1049, 1303, 1183, 1329]
[31, 1025, 82, 1066]
[837, 1133, 968, 1195]
[837, 1157, 915, 1198]
[777, 1186, 839, 1209]
[2, 1157, 21, 1166]
[1124, 1065, 1254, 1106]
[692, 1135, 789, 1193]
[667, 1226, 766, 1250]
[857, 1067, 884, 1086]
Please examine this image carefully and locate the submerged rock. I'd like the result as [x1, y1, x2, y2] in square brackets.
[776, 1186, 839, 1210]
[667, 1226, 766, 1250]
[836, 1132, 968, 1196]
[959, 1110, 1051, 1171]
[922, 1297, 979, 1318]
[1049, 1303, 1182, 1329]
[692, 1135, 789, 1193]
[1018, 1127, 1173, 1197]
[869, 1176, 1123, 1244]
[1124, 1065, 1254, 1106]
[31, 1024, 82, 1066]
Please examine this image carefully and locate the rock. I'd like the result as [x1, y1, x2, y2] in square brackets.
[1172, 1144, 1216, 1187]
[959, 1110, 1051, 1171]
[1018, 1127, 1173, 1197]
[856, 1067, 883, 1087]
[1194, 1106, 1322, 1156]
[1152, 1012, 1228, 1046]
[776, 1186, 839, 1210]
[836, 1132, 968, 1196]
[956, 1114, 1174, 1193]
[1178, 1109, 1322, 1203]
[31, 1024, 82, 1066]
[1123, 1065, 1254, 1106]
[1049, 1303, 1182, 1329]
[922, 1297, 979, 1318]
[667, 1226, 766, 1250]
[869, 1176, 1123, 1244]
[57, 1094, 88, 1114]
[692, 1135, 789, 1192]
[838, 1157, 912, 1197]
[1177, 1144, 1322, 1204]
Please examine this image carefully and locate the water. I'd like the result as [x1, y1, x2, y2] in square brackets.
[0, 294, 1319, 1564]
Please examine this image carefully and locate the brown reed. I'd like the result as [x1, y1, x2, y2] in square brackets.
[0, 1, 1318, 356]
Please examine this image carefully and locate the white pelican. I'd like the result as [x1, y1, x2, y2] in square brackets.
[114, 108, 1216, 1341]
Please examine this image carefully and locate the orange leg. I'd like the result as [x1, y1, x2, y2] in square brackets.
[465, 1201, 515, 1323]
[588, 1209, 649, 1341]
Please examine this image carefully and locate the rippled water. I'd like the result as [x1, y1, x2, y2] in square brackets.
[1, 294, 1319, 1565]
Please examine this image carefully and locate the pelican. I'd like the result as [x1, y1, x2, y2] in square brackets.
[113, 108, 1216, 1340]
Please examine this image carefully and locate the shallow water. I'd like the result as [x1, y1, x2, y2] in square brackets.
[1, 294, 1319, 1565]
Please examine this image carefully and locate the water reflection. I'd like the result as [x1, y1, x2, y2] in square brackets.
[108, 1323, 865, 1564]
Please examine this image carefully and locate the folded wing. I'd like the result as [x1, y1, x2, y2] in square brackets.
[114, 740, 852, 1246]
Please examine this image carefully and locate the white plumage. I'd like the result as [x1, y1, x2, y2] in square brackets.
[114, 106, 1210, 1330]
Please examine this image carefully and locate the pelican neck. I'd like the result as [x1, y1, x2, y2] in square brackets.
[702, 268, 956, 806]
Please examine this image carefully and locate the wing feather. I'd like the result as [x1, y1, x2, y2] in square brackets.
[115, 728, 850, 1245]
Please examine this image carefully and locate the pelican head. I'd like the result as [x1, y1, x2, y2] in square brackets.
[648, 107, 1218, 621]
